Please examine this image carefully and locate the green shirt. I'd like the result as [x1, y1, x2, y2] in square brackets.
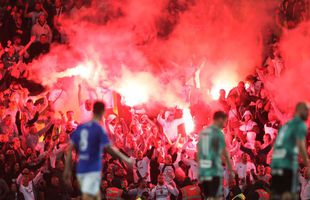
[271, 116, 307, 171]
[198, 125, 226, 180]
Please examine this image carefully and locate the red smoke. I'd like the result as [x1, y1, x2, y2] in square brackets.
[27, 0, 278, 113]
[267, 22, 310, 114]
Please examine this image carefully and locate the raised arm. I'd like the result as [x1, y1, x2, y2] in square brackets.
[104, 145, 133, 168]
[19, 36, 36, 57]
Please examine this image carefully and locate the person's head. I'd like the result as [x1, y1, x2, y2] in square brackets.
[106, 173, 113, 182]
[101, 180, 108, 190]
[39, 34, 48, 44]
[137, 150, 143, 160]
[38, 13, 46, 25]
[165, 155, 172, 165]
[254, 141, 262, 152]
[260, 88, 267, 99]
[0, 154, 4, 162]
[243, 111, 252, 122]
[10, 182, 18, 192]
[8, 45, 15, 55]
[114, 123, 123, 134]
[29, 125, 37, 135]
[3, 114, 12, 126]
[26, 147, 33, 157]
[152, 126, 159, 134]
[138, 178, 147, 189]
[51, 175, 60, 187]
[93, 101, 105, 119]
[294, 102, 309, 121]
[56, 160, 65, 171]
[66, 110, 74, 121]
[13, 36, 21, 45]
[13, 137, 21, 149]
[257, 164, 265, 176]
[241, 153, 248, 163]
[55, 0, 62, 8]
[158, 174, 165, 185]
[219, 89, 226, 99]
[14, 162, 20, 172]
[237, 81, 245, 92]
[34, 2, 42, 11]
[263, 134, 271, 144]
[268, 111, 277, 121]
[213, 111, 227, 129]
[121, 178, 128, 189]
[85, 99, 93, 111]
[59, 133, 67, 144]
[21, 168, 30, 184]
[26, 99, 34, 110]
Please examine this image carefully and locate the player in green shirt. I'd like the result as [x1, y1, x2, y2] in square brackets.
[271, 102, 310, 200]
[198, 111, 233, 200]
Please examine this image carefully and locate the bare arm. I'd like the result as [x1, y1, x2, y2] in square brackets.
[222, 147, 233, 175]
[297, 139, 309, 168]
[19, 36, 35, 57]
[104, 145, 133, 168]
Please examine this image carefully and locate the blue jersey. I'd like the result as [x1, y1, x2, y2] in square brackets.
[71, 120, 110, 173]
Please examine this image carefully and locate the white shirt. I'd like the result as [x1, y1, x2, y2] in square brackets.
[159, 163, 179, 184]
[18, 172, 42, 200]
[132, 157, 151, 183]
[235, 162, 256, 180]
[150, 184, 179, 200]
[20, 182, 35, 200]
[157, 116, 184, 142]
[239, 120, 257, 132]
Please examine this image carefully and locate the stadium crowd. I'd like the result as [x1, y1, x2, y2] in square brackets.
[0, 0, 310, 200]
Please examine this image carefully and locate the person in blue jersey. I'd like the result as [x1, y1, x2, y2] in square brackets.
[63, 101, 133, 200]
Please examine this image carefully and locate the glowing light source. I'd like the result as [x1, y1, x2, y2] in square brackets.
[56, 62, 93, 79]
[118, 79, 150, 107]
[183, 107, 195, 134]
[210, 69, 239, 100]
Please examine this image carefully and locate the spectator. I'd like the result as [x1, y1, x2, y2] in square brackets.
[31, 14, 52, 43]
[24, 2, 48, 26]
[150, 174, 179, 200]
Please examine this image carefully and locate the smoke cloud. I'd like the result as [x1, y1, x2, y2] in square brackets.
[28, 0, 277, 111]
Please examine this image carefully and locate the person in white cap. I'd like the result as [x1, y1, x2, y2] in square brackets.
[239, 111, 258, 133]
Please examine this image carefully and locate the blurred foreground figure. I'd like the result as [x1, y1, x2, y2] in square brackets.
[64, 101, 133, 200]
[198, 111, 233, 200]
[271, 102, 310, 200]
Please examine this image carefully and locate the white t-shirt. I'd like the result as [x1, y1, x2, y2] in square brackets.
[157, 117, 184, 142]
[132, 157, 151, 183]
[20, 182, 35, 200]
[235, 162, 256, 180]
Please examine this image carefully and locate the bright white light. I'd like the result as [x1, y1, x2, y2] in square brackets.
[56, 62, 93, 79]
[118, 80, 149, 107]
[183, 107, 195, 134]
[210, 69, 239, 100]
